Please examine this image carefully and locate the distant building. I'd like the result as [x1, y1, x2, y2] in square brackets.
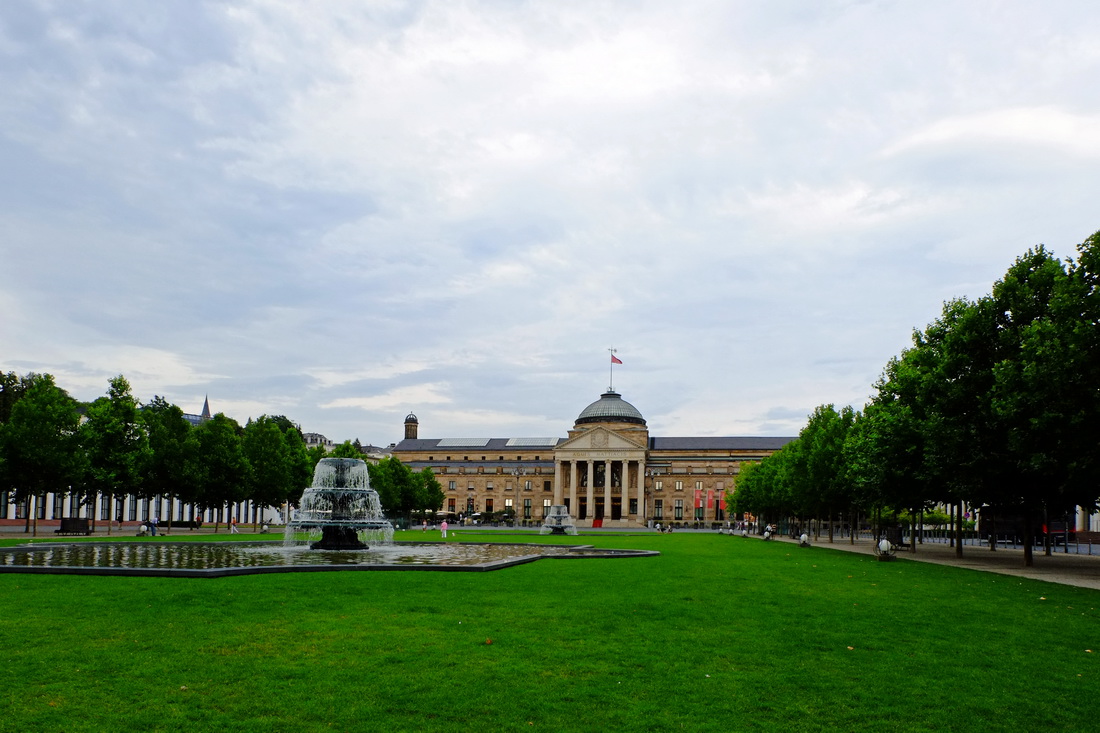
[391, 390, 796, 527]
[182, 396, 212, 427]
[303, 432, 334, 452]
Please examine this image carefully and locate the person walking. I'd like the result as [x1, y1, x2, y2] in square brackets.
[440, 520, 448, 539]
[230, 517, 240, 534]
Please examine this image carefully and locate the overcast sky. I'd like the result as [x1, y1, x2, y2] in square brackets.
[2, 1, 1098, 446]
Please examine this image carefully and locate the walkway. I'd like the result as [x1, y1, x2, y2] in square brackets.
[773, 534, 1100, 591]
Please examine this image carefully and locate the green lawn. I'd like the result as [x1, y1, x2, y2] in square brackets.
[2, 531, 1098, 732]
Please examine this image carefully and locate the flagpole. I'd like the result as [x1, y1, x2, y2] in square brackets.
[608, 347, 617, 391]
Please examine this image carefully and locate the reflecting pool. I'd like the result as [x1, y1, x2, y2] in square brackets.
[0, 541, 657, 577]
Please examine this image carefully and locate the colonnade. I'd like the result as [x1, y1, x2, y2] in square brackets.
[553, 457, 646, 523]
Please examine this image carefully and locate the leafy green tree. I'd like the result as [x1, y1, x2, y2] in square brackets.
[143, 396, 193, 530]
[0, 374, 83, 533]
[81, 376, 150, 532]
[794, 404, 856, 540]
[416, 468, 445, 515]
[184, 413, 249, 530]
[330, 440, 364, 459]
[283, 426, 312, 513]
[243, 415, 294, 525]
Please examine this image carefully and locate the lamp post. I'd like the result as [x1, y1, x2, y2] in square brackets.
[512, 467, 527, 527]
[645, 468, 661, 528]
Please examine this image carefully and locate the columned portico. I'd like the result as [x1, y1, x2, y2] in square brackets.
[552, 390, 650, 528]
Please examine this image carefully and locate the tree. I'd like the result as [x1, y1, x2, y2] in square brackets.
[143, 396, 193, 530]
[0, 375, 83, 533]
[81, 375, 150, 532]
[416, 468, 445, 516]
[243, 415, 295, 525]
[184, 413, 249, 530]
[367, 456, 441, 523]
[283, 425, 312, 514]
[330, 440, 364, 459]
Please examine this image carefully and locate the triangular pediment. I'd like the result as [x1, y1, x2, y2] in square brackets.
[555, 426, 646, 453]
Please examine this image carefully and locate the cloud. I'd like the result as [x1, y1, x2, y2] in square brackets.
[882, 107, 1100, 159]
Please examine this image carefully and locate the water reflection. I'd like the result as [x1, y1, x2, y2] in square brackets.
[0, 541, 655, 576]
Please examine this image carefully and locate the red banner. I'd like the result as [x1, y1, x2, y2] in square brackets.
[694, 489, 702, 509]
[707, 490, 714, 509]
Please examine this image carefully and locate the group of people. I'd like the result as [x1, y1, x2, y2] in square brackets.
[653, 522, 674, 533]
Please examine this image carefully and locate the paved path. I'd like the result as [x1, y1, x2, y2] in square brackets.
[772, 534, 1100, 591]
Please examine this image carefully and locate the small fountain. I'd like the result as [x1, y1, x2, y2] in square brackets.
[540, 505, 578, 536]
[285, 457, 393, 550]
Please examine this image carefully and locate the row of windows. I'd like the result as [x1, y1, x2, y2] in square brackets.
[649, 499, 727, 522]
[653, 480, 712, 492]
[431, 455, 541, 462]
[445, 497, 553, 519]
[447, 480, 552, 491]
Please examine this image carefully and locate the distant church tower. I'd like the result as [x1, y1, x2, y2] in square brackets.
[404, 413, 419, 440]
[201, 396, 212, 420]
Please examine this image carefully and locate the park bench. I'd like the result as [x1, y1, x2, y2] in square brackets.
[55, 518, 92, 536]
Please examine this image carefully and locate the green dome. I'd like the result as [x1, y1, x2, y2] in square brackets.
[576, 391, 646, 426]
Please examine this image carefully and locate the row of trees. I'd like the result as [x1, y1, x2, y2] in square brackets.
[732, 230, 1100, 566]
[0, 374, 444, 532]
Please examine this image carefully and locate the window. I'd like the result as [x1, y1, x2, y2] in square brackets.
[629, 499, 638, 515]
[695, 481, 703, 492]
[52, 493, 63, 519]
[486, 499, 494, 513]
[100, 498, 111, 521]
[674, 499, 684, 520]
[505, 498, 513, 510]
[523, 499, 532, 519]
[695, 506, 704, 521]
[524, 480, 532, 491]
[543, 499, 551, 517]
[447, 498, 456, 513]
[128, 498, 137, 521]
[655, 480, 663, 492]
[486, 482, 494, 491]
[654, 500, 663, 520]
[467, 483, 475, 491]
[675, 480, 683, 492]
[448, 481, 456, 491]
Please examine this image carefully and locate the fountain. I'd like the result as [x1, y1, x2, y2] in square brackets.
[540, 505, 578, 536]
[285, 457, 394, 550]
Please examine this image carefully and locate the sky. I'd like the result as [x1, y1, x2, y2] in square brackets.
[2, 1, 1099, 447]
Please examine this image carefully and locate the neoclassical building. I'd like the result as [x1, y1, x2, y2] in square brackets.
[392, 389, 795, 528]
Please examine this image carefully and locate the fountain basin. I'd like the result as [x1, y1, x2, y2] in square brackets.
[0, 541, 658, 578]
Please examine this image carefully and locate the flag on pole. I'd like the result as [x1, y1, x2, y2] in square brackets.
[611, 354, 622, 364]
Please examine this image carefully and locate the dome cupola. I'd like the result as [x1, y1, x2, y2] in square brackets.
[575, 390, 646, 426]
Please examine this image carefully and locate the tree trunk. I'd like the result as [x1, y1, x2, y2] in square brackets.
[1023, 512, 1035, 567]
[1043, 504, 1052, 557]
[954, 503, 963, 558]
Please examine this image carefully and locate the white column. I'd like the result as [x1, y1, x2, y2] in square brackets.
[568, 461, 577, 515]
[604, 459, 612, 521]
[553, 460, 563, 505]
[637, 460, 645, 521]
[586, 461, 595, 521]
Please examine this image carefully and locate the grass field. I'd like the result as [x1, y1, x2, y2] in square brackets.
[2, 531, 1098, 732]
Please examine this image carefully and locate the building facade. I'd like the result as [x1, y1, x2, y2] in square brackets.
[392, 389, 796, 528]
